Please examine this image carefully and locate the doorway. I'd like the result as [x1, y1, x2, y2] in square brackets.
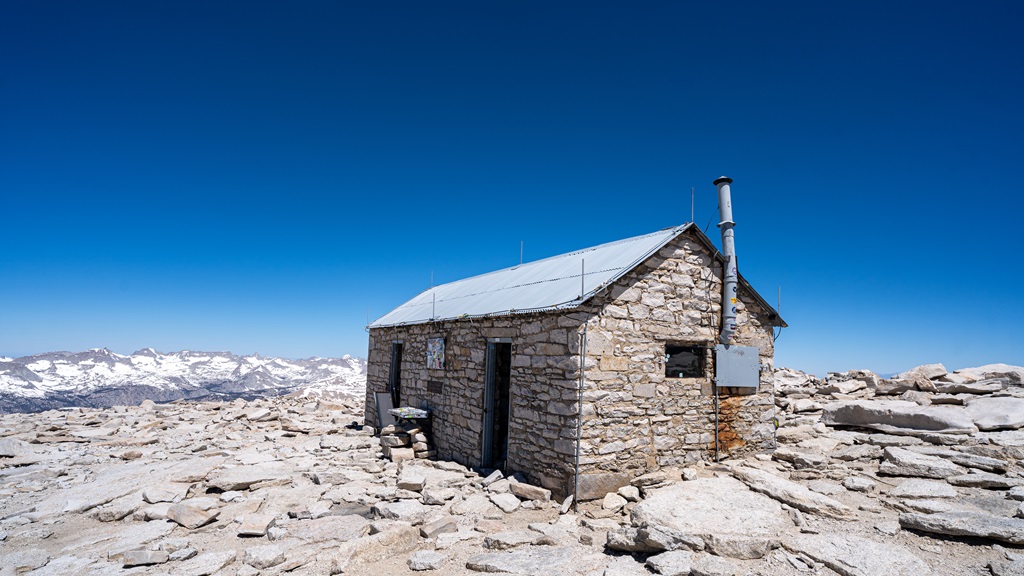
[482, 340, 512, 469]
[388, 342, 403, 408]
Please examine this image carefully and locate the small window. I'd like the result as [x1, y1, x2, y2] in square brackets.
[665, 344, 704, 378]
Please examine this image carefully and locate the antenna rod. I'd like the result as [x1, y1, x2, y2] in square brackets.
[581, 259, 585, 298]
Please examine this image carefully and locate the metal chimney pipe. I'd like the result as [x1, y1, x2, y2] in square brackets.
[714, 176, 738, 345]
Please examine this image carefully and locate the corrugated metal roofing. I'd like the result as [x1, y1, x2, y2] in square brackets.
[369, 224, 690, 328]
[368, 223, 786, 328]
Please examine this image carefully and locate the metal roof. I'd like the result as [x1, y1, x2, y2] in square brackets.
[368, 223, 786, 328]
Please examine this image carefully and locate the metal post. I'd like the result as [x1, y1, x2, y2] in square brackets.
[573, 324, 587, 512]
[714, 378, 720, 463]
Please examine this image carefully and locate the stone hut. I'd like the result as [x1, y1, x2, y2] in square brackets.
[364, 222, 785, 499]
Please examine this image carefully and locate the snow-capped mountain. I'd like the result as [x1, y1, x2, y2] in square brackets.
[0, 348, 367, 413]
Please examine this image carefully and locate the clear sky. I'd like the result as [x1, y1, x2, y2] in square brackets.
[2, 1, 1022, 376]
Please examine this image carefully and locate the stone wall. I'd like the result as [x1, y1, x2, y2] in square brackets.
[365, 312, 586, 494]
[570, 231, 777, 497]
[365, 227, 778, 499]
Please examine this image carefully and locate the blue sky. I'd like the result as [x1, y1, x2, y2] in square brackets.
[2, 1, 1022, 376]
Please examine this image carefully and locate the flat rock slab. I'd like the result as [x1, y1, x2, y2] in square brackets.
[373, 500, 428, 524]
[166, 502, 219, 529]
[822, 400, 978, 435]
[957, 364, 1024, 384]
[879, 447, 966, 479]
[730, 465, 851, 519]
[285, 514, 370, 543]
[466, 546, 574, 574]
[207, 464, 291, 491]
[936, 379, 1006, 395]
[625, 476, 790, 558]
[489, 492, 521, 513]
[484, 530, 541, 550]
[409, 550, 446, 571]
[965, 397, 1024, 431]
[888, 479, 958, 499]
[784, 533, 931, 576]
[646, 550, 693, 576]
[907, 446, 1009, 472]
[900, 512, 1024, 545]
[947, 472, 1022, 489]
[175, 550, 237, 576]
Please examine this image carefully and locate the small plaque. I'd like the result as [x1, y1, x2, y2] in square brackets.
[427, 380, 443, 394]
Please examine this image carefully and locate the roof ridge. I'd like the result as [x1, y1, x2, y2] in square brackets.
[429, 224, 689, 288]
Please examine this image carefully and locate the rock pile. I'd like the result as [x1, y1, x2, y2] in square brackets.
[2, 362, 1024, 576]
[379, 420, 435, 463]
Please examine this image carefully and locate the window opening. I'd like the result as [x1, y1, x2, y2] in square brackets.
[665, 344, 704, 378]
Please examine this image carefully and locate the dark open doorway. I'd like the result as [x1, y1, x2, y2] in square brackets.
[388, 342, 403, 407]
[482, 340, 512, 469]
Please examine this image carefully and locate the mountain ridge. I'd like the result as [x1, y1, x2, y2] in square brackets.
[0, 348, 367, 413]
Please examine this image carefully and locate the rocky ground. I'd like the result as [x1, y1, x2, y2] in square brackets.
[2, 363, 1024, 576]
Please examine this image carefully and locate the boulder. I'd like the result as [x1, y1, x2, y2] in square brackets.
[420, 517, 458, 539]
[489, 492, 521, 513]
[603, 492, 627, 512]
[408, 550, 446, 571]
[509, 481, 551, 502]
[965, 396, 1024, 431]
[577, 471, 632, 501]
[237, 514, 276, 537]
[397, 473, 426, 492]
[822, 401, 978, 435]
[645, 550, 693, 576]
[898, 364, 948, 381]
[166, 502, 219, 529]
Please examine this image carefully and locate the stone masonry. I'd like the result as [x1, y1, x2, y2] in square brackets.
[365, 227, 779, 500]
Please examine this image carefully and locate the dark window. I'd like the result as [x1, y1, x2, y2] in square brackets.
[665, 344, 704, 378]
[388, 342, 403, 407]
